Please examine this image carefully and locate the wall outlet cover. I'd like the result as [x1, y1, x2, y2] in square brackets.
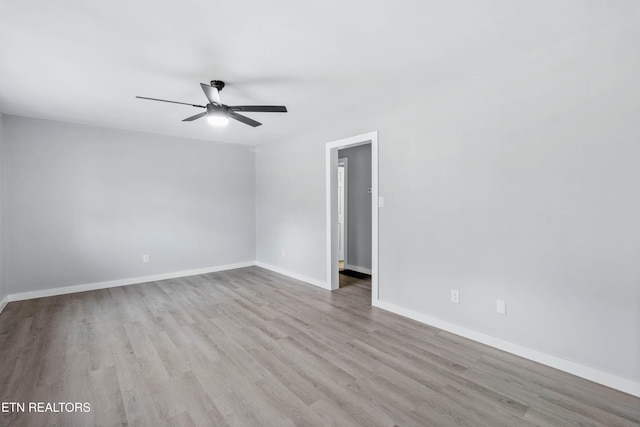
[451, 289, 460, 304]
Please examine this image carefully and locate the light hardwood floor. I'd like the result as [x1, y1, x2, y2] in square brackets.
[1, 267, 638, 426]
[339, 271, 369, 289]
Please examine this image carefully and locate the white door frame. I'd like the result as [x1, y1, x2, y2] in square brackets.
[325, 131, 378, 302]
[337, 157, 348, 266]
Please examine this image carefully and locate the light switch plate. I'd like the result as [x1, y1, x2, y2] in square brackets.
[497, 299, 506, 315]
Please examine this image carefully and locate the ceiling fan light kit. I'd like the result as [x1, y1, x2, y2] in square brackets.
[136, 80, 287, 128]
[206, 104, 230, 126]
[207, 112, 230, 126]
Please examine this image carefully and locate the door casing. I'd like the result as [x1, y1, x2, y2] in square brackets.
[325, 131, 378, 301]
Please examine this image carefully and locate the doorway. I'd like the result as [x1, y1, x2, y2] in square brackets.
[325, 131, 378, 302]
[337, 146, 372, 288]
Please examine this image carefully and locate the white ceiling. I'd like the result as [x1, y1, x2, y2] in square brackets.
[1, 1, 638, 145]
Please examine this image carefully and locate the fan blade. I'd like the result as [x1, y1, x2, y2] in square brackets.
[228, 105, 287, 113]
[136, 96, 205, 108]
[182, 112, 207, 122]
[200, 83, 221, 105]
[229, 111, 262, 127]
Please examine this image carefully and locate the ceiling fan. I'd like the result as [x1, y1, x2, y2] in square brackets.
[136, 80, 287, 127]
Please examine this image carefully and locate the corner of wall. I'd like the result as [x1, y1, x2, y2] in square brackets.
[0, 112, 7, 313]
[0, 295, 7, 315]
[255, 261, 328, 290]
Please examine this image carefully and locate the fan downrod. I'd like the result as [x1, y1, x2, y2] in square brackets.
[211, 80, 225, 91]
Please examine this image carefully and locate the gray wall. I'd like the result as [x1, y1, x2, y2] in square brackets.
[3, 116, 256, 294]
[255, 139, 325, 279]
[255, 22, 640, 382]
[0, 113, 6, 304]
[338, 144, 371, 270]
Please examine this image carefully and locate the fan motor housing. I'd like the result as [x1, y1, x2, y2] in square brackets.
[207, 103, 228, 113]
[211, 80, 225, 91]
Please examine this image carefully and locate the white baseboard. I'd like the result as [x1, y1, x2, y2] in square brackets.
[344, 264, 372, 275]
[7, 261, 256, 303]
[5, 260, 329, 304]
[373, 298, 640, 398]
[255, 261, 328, 290]
[0, 294, 8, 314]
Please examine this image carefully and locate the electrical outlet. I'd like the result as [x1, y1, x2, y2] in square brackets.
[142, 254, 150, 263]
[451, 289, 460, 304]
[497, 299, 506, 315]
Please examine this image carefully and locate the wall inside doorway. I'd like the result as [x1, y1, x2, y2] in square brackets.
[338, 144, 371, 272]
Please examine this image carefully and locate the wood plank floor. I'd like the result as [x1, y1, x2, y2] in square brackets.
[1, 266, 638, 426]
[339, 271, 370, 288]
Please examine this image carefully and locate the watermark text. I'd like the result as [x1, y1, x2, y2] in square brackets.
[1, 402, 91, 413]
